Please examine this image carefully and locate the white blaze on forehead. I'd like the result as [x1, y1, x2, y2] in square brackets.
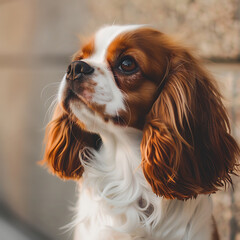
[90, 25, 142, 62]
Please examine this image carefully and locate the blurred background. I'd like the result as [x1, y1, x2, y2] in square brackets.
[0, 0, 240, 239]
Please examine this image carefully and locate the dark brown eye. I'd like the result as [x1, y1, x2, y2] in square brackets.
[119, 57, 138, 74]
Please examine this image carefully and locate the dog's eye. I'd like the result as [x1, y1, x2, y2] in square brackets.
[118, 56, 138, 74]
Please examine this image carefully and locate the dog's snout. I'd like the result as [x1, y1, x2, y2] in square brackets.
[66, 61, 94, 81]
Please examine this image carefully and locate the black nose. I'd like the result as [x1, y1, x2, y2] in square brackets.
[66, 61, 94, 81]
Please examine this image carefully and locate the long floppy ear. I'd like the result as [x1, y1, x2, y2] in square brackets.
[141, 47, 239, 200]
[42, 104, 100, 180]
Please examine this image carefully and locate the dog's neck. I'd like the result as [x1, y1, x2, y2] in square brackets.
[99, 127, 143, 166]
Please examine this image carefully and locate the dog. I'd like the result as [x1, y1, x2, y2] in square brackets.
[42, 25, 239, 240]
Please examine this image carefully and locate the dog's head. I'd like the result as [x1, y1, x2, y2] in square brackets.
[42, 25, 239, 200]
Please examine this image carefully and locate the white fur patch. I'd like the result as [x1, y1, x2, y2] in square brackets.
[90, 25, 142, 62]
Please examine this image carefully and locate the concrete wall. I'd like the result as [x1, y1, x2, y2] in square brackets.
[0, 0, 239, 239]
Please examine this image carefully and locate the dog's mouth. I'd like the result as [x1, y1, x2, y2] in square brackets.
[62, 88, 92, 113]
[62, 86, 127, 126]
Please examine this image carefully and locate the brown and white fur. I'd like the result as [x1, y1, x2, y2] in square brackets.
[42, 25, 239, 240]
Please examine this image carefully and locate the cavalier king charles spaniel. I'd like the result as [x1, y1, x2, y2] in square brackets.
[42, 25, 239, 240]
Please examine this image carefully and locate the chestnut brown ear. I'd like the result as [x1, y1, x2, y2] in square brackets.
[42, 104, 101, 180]
[141, 49, 239, 200]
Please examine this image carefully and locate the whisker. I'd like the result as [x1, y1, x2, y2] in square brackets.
[43, 97, 58, 126]
[40, 81, 60, 99]
[44, 94, 58, 108]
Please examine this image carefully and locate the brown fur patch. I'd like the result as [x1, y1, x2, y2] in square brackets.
[41, 104, 101, 180]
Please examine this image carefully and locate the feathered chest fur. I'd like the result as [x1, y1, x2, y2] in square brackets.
[73, 129, 213, 240]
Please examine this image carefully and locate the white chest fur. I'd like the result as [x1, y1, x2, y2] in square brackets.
[72, 129, 213, 240]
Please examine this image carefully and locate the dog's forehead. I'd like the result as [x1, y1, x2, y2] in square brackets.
[89, 25, 142, 62]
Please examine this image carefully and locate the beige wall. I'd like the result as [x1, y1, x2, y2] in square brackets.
[0, 0, 239, 239]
